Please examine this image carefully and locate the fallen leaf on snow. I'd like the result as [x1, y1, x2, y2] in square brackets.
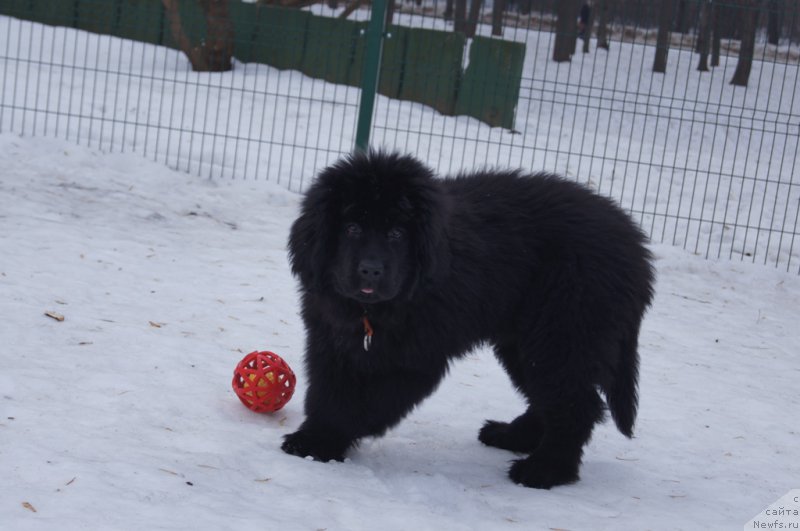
[22, 502, 37, 513]
[45, 311, 65, 322]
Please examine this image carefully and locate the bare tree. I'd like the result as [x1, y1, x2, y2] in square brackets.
[465, 0, 483, 38]
[386, 0, 396, 25]
[674, 0, 688, 33]
[767, 0, 780, 45]
[492, 0, 505, 36]
[711, 1, 721, 66]
[444, 0, 454, 20]
[653, 0, 674, 73]
[553, 0, 580, 62]
[730, 0, 762, 86]
[595, 0, 610, 50]
[162, 0, 234, 72]
[339, 0, 364, 19]
[696, 0, 712, 71]
[581, 2, 595, 54]
[454, 0, 467, 33]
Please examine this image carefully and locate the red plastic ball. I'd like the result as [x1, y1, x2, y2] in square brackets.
[232, 351, 296, 413]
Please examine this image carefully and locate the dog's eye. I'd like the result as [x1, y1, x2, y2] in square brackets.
[345, 223, 362, 237]
[387, 227, 405, 241]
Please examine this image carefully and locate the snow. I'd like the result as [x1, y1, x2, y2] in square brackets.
[1, 12, 799, 531]
[2, 132, 798, 531]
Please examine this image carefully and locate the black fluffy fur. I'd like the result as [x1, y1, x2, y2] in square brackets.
[283, 151, 655, 489]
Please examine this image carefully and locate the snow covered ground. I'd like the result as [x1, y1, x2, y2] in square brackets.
[1, 133, 798, 530]
[1, 10, 799, 530]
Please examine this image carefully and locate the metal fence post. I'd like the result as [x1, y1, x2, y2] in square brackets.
[354, 0, 388, 152]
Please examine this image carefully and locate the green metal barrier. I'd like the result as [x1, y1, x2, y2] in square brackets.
[376, 25, 408, 99]
[75, 0, 118, 35]
[117, 0, 164, 45]
[248, 5, 309, 71]
[401, 27, 464, 117]
[456, 36, 526, 130]
[302, 15, 362, 86]
[354, 0, 388, 151]
[160, 0, 206, 52]
[1, 0, 74, 27]
[35, 0, 76, 28]
[0, 0, 524, 131]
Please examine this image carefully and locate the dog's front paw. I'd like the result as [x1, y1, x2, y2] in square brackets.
[281, 430, 347, 462]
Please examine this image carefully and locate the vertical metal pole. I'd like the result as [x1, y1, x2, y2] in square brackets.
[354, 0, 388, 153]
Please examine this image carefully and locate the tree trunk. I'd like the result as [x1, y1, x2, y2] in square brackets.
[454, 0, 467, 33]
[519, 0, 533, 16]
[204, 0, 234, 72]
[696, 1, 712, 71]
[674, 0, 688, 33]
[465, 0, 482, 38]
[653, 0, 674, 73]
[582, 2, 595, 54]
[711, 1, 721, 66]
[444, 0, 454, 20]
[162, 0, 233, 72]
[491, 0, 505, 36]
[338, 0, 364, 19]
[730, 0, 761, 86]
[596, 0, 609, 50]
[767, 0, 780, 45]
[553, 0, 580, 62]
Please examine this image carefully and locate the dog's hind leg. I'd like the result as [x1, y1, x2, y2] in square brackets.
[507, 384, 605, 489]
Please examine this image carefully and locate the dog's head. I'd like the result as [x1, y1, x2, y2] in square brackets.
[288, 151, 449, 303]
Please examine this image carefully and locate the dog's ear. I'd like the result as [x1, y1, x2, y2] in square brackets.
[288, 179, 337, 292]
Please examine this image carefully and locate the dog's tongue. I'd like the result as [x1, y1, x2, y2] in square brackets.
[361, 288, 374, 294]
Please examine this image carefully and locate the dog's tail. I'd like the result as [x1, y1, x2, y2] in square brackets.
[606, 333, 640, 438]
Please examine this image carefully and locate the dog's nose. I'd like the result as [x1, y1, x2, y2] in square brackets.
[358, 259, 384, 279]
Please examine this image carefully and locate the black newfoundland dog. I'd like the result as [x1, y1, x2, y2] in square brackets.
[283, 151, 654, 489]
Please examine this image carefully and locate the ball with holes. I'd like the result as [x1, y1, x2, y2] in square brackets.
[232, 351, 296, 413]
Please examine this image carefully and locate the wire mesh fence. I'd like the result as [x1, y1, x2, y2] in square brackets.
[1, 0, 798, 272]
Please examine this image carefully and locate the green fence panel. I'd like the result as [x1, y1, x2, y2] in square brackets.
[75, 0, 119, 36]
[375, 25, 408, 99]
[0, 0, 76, 28]
[302, 14, 360, 86]
[0, 1, 518, 130]
[455, 36, 525, 129]
[229, 0, 259, 63]
[0, 0, 64, 24]
[250, 5, 308, 71]
[348, 22, 406, 98]
[0, 0, 32, 21]
[30, 0, 76, 28]
[161, 0, 206, 52]
[400, 27, 464, 116]
[345, 20, 369, 88]
[117, 0, 163, 45]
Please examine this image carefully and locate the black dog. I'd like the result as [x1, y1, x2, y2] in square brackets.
[283, 151, 654, 488]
